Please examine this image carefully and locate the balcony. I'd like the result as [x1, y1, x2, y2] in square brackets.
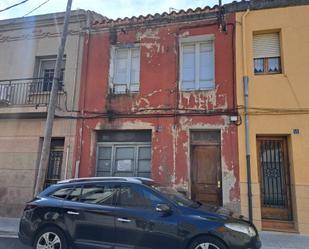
[0, 78, 63, 116]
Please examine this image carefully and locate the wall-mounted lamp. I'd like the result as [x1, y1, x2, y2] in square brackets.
[230, 115, 242, 126]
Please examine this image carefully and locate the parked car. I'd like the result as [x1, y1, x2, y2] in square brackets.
[19, 177, 261, 249]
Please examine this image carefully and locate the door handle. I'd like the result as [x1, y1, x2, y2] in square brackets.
[217, 180, 221, 188]
[67, 211, 79, 215]
[117, 218, 131, 223]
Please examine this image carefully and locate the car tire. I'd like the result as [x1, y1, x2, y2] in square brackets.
[33, 226, 68, 249]
[188, 235, 227, 249]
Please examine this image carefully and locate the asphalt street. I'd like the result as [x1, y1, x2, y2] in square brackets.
[1, 233, 309, 249]
[0, 238, 30, 249]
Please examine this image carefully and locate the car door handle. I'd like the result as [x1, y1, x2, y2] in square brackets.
[117, 218, 131, 223]
[67, 211, 79, 215]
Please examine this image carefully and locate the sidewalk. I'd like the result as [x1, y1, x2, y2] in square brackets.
[0, 218, 19, 238]
[260, 231, 309, 249]
[0, 217, 309, 248]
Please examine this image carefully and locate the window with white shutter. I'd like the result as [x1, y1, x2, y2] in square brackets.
[253, 32, 281, 74]
[111, 46, 140, 94]
[180, 35, 214, 91]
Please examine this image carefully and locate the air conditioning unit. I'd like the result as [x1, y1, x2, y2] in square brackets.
[0, 84, 12, 105]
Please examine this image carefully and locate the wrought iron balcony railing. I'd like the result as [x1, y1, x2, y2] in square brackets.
[0, 78, 63, 107]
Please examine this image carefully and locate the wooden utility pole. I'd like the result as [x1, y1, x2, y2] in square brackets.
[34, 0, 73, 196]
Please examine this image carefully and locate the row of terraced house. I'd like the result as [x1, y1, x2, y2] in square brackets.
[1, 0, 309, 234]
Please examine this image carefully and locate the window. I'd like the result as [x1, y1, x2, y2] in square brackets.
[118, 185, 152, 208]
[37, 58, 65, 92]
[79, 184, 117, 206]
[96, 131, 152, 178]
[180, 35, 214, 91]
[50, 187, 73, 199]
[97, 145, 151, 178]
[140, 188, 165, 208]
[44, 138, 64, 189]
[66, 187, 82, 201]
[110, 46, 140, 94]
[253, 32, 281, 74]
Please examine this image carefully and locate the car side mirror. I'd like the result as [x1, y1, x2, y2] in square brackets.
[156, 204, 172, 215]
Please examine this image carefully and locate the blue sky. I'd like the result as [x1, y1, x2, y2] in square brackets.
[0, 0, 233, 20]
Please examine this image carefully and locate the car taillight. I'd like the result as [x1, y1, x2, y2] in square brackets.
[24, 203, 37, 211]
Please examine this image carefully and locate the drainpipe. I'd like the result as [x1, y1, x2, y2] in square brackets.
[242, 9, 253, 223]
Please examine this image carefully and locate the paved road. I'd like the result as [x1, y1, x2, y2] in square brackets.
[0, 238, 30, 249]
[1, 233, 309, 249]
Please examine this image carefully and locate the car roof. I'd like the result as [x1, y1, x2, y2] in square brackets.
[57, 177, 154, 185]
[38, 177, 155, 197]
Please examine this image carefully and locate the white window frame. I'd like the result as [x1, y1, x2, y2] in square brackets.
[37, 57, 66, 92]
[109, 45, 140, 94]
[179, 34, 215, 91]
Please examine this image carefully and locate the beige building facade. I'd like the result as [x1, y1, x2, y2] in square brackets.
[235, 1, 309, 234]
[0, 10, 101, 217]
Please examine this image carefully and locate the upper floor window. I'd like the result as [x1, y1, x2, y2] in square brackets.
[37, 57, 65, 92]
[110, 46, 140, 94]
[253, 32, 281, 75]
[180, 35, 214, 91]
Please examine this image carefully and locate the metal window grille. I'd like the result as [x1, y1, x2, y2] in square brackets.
[44, 149, 64, 188]
[259, 140, 287, 208]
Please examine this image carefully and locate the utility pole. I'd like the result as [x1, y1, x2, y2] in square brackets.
[34, 0, 73, 196]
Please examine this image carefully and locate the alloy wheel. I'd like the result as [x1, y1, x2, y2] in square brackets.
[36, 232, 61, 249]
[194, 242, 220, 249]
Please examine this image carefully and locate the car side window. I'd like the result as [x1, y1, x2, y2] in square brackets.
[66, 186, 82, 201]
[79, 184, 117, 206]
[118, 185, 153, 209]
[140, 187, 165, 208]
[50, 187, 74, 199]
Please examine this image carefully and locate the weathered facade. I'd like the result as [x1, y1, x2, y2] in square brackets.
[0, 10, 102, 217]
[234, 0, 309, 233]
[74, 7, 241, 212]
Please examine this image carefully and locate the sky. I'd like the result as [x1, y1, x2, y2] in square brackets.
[0, 0, 234, 21]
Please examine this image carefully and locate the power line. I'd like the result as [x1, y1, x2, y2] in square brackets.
[23, 0, 51, 17]
[0, 0, 29, 13]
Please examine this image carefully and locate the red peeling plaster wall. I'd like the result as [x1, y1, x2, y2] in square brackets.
[73, 12, 240, 210]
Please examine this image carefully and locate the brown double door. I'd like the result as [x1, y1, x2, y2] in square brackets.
[191, 131, 222, 206]
[257, 137, 293, 221]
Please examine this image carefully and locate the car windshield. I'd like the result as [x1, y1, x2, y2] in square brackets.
[150, 184, 200, 208]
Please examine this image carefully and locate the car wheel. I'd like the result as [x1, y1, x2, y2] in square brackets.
[33, 227, 67, 249]
[188, 235, 227, 249]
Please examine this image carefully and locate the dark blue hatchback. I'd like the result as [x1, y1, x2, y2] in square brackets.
[19, 177, 261, 249]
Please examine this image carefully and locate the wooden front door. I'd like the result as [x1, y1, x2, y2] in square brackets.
[191, 131, 222, 206]
[257, 137, 293, 221]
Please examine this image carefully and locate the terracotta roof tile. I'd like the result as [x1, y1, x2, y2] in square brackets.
[92, 4, 222, 28]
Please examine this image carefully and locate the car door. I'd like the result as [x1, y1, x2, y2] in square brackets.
[62, 183, 118, 249]
[114, 183, 180, 249]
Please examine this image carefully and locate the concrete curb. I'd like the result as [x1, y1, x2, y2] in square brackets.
[0, 217, 20, 239]
[0, 232, 18, 239]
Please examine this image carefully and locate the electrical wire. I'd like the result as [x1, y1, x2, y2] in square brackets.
[0, 0, 29, 13]
[22, 0, 51, 17]
[237, 105, 309, 114]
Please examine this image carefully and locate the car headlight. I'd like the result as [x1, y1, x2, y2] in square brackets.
[224, 223, 256, 237]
